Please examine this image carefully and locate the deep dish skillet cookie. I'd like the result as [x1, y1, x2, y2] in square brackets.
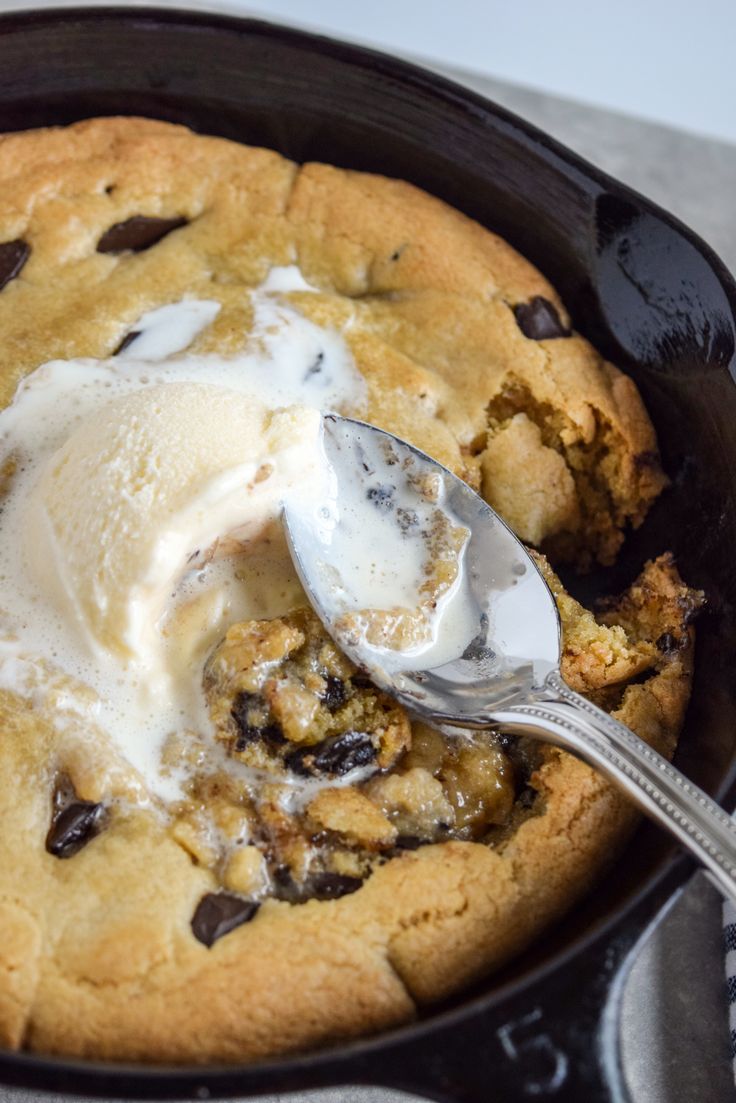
[0, 118, 701, 1062]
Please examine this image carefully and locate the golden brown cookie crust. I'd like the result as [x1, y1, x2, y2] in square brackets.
[0, 116, 664, 563]
[0, 118, 697, 1063]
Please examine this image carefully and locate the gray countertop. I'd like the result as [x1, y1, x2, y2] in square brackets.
[3, 60, 736, 1103]
[435, 64, 736, 278]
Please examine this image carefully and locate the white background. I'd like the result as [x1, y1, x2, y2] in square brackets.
[236, 0, 736, 144]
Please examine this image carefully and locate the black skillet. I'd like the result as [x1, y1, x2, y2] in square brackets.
[0, 8, 735, 1102]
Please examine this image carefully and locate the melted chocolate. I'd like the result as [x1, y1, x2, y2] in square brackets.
[286, 730, 376, 777]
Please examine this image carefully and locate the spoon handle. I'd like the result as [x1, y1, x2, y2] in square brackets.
[488, 671, 736, 905]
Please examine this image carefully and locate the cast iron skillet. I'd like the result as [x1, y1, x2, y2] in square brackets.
[1, 8, 735, 1101]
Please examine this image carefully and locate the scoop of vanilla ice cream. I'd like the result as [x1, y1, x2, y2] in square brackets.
[24, 381, 322, 666]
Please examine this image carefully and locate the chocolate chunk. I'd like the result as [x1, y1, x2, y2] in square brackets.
[272, 867, 363, 904]
[191, 892, 260, 947]
[366, 484, 395, 512]
[231, 691, 285, 751]
[394, 834, 423, 850]
[46, 799, 106, 859]
[0, 240, 30, 291]
[308, 872, 363, 900]
[312, 731, 377, 773]
[321, 675, 347, 711]
[113, 329, 141, 355]
[261, 724, 288, 749]
[286, 730, 376, 777]
[387, 834, 428, 858]
[656, 632, 682, 655]
[97, 215, 187, 254]
[513, 297, 570, 340]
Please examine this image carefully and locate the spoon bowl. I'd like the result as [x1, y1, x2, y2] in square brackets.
[284, 413, 560, 723]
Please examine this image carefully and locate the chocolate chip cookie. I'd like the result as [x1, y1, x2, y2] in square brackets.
[0, 117, 701, 1063]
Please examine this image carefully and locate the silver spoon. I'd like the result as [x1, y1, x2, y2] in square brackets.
[283, 413, 736, 905]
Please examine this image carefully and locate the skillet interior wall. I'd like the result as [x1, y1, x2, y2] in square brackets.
[1, 5, 735, 989]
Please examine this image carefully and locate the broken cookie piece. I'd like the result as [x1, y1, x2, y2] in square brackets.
[480, 412, 580, 547]
[479, 365, 668, 568]
[536, 551, 703, 722]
